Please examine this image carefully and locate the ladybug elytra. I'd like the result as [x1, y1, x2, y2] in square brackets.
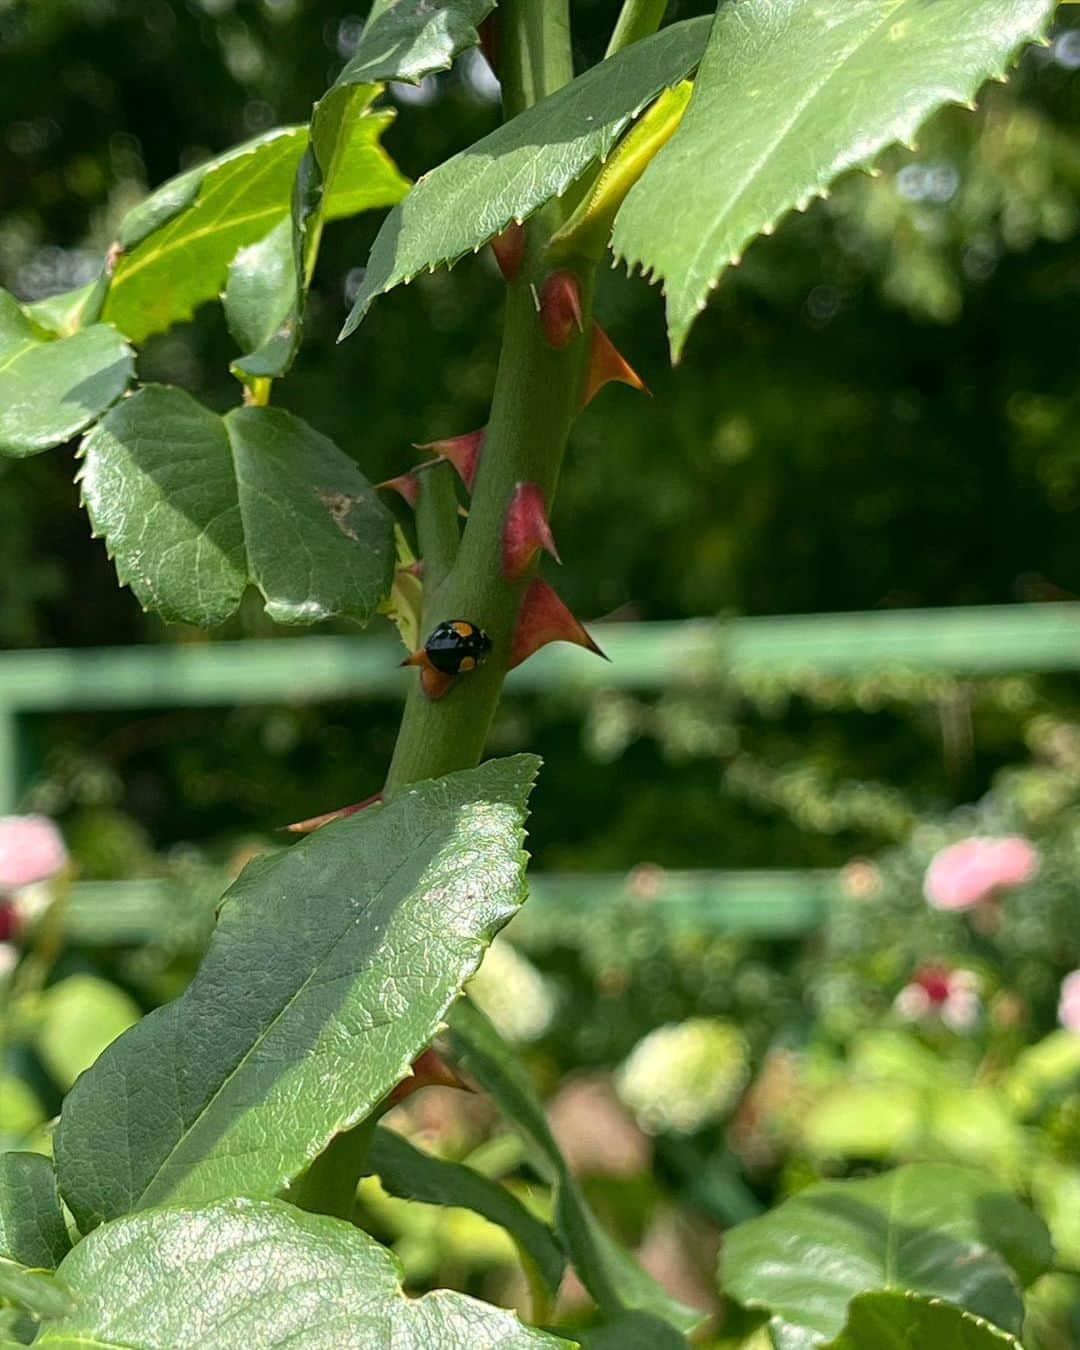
[423, 619, 492, 675]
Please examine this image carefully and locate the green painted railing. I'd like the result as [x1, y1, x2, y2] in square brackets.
[5, 602, 1078, 938]
[1, 603, 1077, 812]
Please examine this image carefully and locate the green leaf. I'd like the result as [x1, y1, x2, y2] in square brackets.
[0, 1261, 72, 1324]
[341, 17, 711, 336]
[103, 128, 307, 342]
[719, 1163, 1052, 1348]
[33, 1198, 571, 1348]
[367, 1126, 565, 1295]
[333, 0, 494, 89]
[0, 291, 132, 459]
[0, 1154, 69, 1270]
[823, 1291, 1022, 1349]
[35, 975, 141, 1092]
[227, 95, 408, 382]
[612, 0, 1057, 359]
[78, 385, 394, 627]
[449, 1000, 701, 1336]
[55, 757, 540, 1230]
[22, 279, 108, 337]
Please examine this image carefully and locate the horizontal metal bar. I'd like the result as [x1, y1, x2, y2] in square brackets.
[60, 868, 838, 946]
[0, 604, 1076, 712]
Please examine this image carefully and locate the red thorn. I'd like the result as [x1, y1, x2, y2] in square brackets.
[539, 269, 583, 349]
[377, 471, 420, 508]
[402, 559, 423, 578]
[509, 578, 608, 670]
[386, 1048, 469, 1108]
[502, 482, 561, 581]
[415, 429, 485, 492]
[400, 648, 457, 699]
[581, 322, 649, 408]
[420, 665, 456, 700]
[491, 221, 524, 282]
[282, 792, 382, 835]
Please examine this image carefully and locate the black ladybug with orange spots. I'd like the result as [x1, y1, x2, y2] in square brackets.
[423, 619, 493, 675]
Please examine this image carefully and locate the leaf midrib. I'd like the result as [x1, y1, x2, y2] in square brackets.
[133, 809, 447, 1210]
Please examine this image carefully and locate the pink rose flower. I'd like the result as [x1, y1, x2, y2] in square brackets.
[923, 835, 1039, 912]
[0, 815, 68, 892]
[1059, 971, 1080, 1034]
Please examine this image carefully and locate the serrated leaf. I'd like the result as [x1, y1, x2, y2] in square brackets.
[719, 1164, 1052, 1348]
[0, 1261, 72, 1324]
[612, 0, 1057, 359]
[35, 975, 140, 1092]
[103, 128, 307, 342]
[334, 0, 494, 89]
[55, 757, 540, 1231]
[223, 218, 297, 365]
[449, 1000, 701, 1336]
[341, 17, 711, 336]
[33, 1198, 571, 1348]
[78, 385, 394, 627]
[824, 1291, 1022, 1349]
[0, 1154, 69, 1270]
[0, 291, 132, 459]
[367, 1126, 565, 1295]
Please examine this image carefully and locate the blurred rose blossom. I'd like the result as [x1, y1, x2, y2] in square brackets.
[923, 835, 1038, 912]
[0, 815, 68, 892]
[1059, 971, 1080, 1034]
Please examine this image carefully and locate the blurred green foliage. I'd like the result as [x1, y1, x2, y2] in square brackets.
[1, 0, 1079, 1340]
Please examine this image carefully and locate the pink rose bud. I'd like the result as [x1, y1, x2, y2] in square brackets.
[1059, 970, 1080, 1034]
[923, 835, 1038, 912]
[0, 815, 68, 891]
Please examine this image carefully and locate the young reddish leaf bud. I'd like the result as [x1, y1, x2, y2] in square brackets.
[386, 1048, 468, 1108]
[282, 793, 383, 835]
[376, 471, 420, 508]
[509, 578, 608, 670]
[491, 222, 524, 282]
[581, 322, 649, 408]
[502, 482, 561, 581]
[415, 429, 485, 492]
[538, 269, 584, 349]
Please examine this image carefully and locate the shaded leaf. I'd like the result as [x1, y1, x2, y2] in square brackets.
[334, 0, 494, 89]
[33, 1198, 571, 1348]
[0, 1261, 72, 1323]
[0, 291, 132, 459]
[227, 95, 407, 381]
[612, 0, 1057, 358]
[449, 1000, 700, 1335]
[367, 1126, 565, 1295]
[55, 757, 539, 1230]
[0, 1154, 69, 1270]
[79, 385, 394, 627]
[22, 280, 107, 337]
[719, 1164, 1051, 1348]
[824, 1291, 1021, 1349]
[342, 17, 711, 335]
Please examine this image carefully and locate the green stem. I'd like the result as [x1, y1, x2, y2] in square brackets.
[386, 0, 594, 792]
[605, 0, 670, 58]
[287, 1115, 377, 1221]
[414, 460, 460, 606]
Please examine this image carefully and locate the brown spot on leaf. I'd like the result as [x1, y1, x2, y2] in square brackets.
[316, 488, 364, 540]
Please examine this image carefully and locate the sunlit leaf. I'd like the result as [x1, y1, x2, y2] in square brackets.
[612, 0, 1057, 358]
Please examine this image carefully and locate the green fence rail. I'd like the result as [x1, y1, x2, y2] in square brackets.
[62, 868, 839, 947]
[5, 602, 1078, 938]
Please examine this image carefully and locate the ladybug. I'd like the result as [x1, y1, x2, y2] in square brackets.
[423, 619, 492, 675]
